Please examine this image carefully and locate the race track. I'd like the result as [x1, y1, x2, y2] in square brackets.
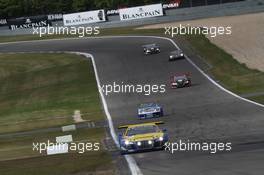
[0, 37, 264, 175]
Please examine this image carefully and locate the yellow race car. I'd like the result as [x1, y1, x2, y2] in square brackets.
[118, 121, 168, 154]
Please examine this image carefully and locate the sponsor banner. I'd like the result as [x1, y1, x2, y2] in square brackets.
[63, 10, 106, 26]
[119, 3, 164, 21]
[0, 19, 7, 26]
[107, 1, 181, 16]
[163, 0, 181, 9]
[8, 16, 50, 30]
[107, 9, 119, 15]
[48, 14, 63, 21]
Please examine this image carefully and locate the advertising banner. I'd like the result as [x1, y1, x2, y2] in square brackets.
[48, 14, 63, 21]
[7, 16, 50, 30]
[119, 4, 164, 21]
[63, 10, 106, 26]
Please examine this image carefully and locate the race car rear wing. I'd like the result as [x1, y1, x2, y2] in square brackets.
[142, 43, 157, 48]
[172, 72, 191, 77]
[118, 121, 164, 129]
[170, 72, 191, 79]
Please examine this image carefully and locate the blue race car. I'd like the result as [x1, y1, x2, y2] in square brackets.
[137, 103, 163, 119]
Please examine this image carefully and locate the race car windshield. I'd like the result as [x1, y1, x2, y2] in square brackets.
[171, 50, 181, 55]
[140, 103, 156, 108]
[127, 125, 158, 136]
[174, 75, 187, 81]
[144, 44, 157, 48]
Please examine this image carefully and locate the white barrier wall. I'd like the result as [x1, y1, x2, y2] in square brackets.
[63, 10, 106, 26]
[119, 4, 164, 21]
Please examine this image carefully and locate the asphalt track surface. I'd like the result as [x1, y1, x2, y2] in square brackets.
[0, 37, 264, 175]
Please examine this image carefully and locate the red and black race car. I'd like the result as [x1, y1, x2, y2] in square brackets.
[170, 73, 191, 88]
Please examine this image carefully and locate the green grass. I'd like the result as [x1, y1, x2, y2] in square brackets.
[0, 128, 104, 160]
[0, 128, 114, 175]
[0, 27, 163, 43]
[0, 53, 114, 175]
[249, 95, 264, 104]
[0, 53, 104, 134]
[0, 152, 113, 175]
[183, 34, 264, 96]
[0, 151, 113, 175]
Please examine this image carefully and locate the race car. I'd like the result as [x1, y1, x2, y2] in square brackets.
[138, 103, 163, 119]
[169, 50, 184, 61]
[143, 44, 160, 55]
[170, 73, 191, 88]
[118, 121, 169, 154]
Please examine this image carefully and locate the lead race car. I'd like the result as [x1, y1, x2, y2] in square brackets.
[170, 73, 191, 88]
[118, 121, 169, 154]
[142, 43, 160, 55]
[138, 103, 163, 119]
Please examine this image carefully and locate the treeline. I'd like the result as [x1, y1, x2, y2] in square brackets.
[0, 0, 167, 18]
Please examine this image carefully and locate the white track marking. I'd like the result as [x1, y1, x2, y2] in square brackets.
[158, 37, 264, 108]
[70, 52, 143, 175]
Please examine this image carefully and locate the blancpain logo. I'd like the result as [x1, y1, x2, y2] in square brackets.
[120, 4, 164, 21]
[63, 10, 106, 26]
[10, 20, 48, 30]
[122, 9, 161, 20]
[65, 15, 94, 24]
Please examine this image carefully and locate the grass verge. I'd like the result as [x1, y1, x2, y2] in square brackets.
[249, 95, 264, 104]
[0, 53, 103, 133]
[0, 128, 114, 175]
[0, 53, 114, 175]
[0, 27, 162, 43]
[182, 34, 264, 103]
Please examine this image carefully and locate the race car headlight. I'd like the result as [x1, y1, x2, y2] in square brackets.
[137, 141, 142, 146]
[154, 108, 160, 112]
[148, 140, 153, 145]
[124, 140, 130, 145]
[186, 81, 189, 83]
[159, 137, 164, 141]
[125, 140, 133, 145]
[180, 53, 184, 56]
[170, 56, 173, 58]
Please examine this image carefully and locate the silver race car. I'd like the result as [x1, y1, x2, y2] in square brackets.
[169, 50, 184, 61]
[143, 44, 160, 55]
